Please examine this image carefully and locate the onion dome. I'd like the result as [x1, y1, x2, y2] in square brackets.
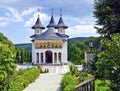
[57, 15, 68, 29]
[47, 15, 56, 28]
[32, 15, 45, 29]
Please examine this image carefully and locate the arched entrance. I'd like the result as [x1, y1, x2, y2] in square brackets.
[45, 50, 52, 63]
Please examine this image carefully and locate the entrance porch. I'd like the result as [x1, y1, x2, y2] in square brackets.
[35, 50, 62, 64]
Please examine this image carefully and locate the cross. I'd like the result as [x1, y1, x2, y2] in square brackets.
[60, 8, 62, 16]
[37, 8, 40, 13]
[51, 8, 54, 16]
[37, 8, 40, 17]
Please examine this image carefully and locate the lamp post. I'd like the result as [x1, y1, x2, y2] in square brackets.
[89, 40, 93, 51]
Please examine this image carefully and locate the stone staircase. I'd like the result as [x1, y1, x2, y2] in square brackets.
[41, 65, 70, 74]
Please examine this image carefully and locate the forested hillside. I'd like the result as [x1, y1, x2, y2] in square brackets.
[16, 43, 32, 51]
[68, 37, 102, 64]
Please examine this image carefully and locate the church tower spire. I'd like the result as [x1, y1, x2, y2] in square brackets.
[32, 14, 45, 34]
[47, 9, 56, 29]
[57, 9, 68, 34]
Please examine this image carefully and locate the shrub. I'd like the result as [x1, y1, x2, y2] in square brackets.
[95, 79, 111, 91]
[61, 73, 78, 91]
[8, 67, 40, 91]
[69, 65, 79, 76]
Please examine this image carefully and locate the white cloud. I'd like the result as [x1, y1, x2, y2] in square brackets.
[67, 24, 100, 37]
[22, 7, 41, 16]
[25, 12, 50, 28]
[0, 17, 9, 27]
[7, 7, 23, 22]
[0, 22, 8, 27]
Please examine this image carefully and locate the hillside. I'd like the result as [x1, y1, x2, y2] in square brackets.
[15, 43, 32, 51]
[68, 37, 95, 42]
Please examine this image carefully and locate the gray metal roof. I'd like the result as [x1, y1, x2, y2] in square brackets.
[32, 15, 45, 29]
[56, 33, 69, 38]
[31, 29, 62, 40]
[57, 16, 68, 28]
[47, 15, 56, 28]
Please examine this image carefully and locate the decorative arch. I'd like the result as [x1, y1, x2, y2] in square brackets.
[58, 52, 61, 63]
[45, 50, 52, 63]
[41, 53, 43, 63]
[36, 53, 39, 63]
[54, 52, 57, 63]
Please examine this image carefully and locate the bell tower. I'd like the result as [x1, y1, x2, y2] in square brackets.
[32, 15, 45, 35]
[57, 10, 68, 34]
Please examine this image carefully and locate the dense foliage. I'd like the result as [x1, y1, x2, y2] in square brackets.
[16, 47, 31, 63]
[95, 79, 111, 91]
[94, 0, 120, 37]
[0, 32, 16, 91]
[8, 67, 40, 91]
[61, 72, 78, 91]
[96, 33, 120, 91]
[68, 37, 101, 64]
[61, 65, 93, 91]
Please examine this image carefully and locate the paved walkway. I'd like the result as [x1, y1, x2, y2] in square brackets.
[23, 73, 63, 91]
[23, 65, 69, 91]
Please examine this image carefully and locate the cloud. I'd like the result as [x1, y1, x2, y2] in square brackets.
[22, 7, 41, 16]
[0, 17, 9, 27]
[7, 7, 23, 22]
[25, 12, 50, 28]
[67, 24, 100, 37]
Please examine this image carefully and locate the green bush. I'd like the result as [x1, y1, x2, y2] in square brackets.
[8, 67, 40, 91]
[95, 79, 111, 91]
[61, 73, 78, 91]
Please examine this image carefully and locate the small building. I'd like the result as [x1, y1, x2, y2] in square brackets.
[31, 14, 69, 65]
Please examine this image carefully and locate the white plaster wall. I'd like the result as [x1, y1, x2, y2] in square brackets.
[32, 40, 68, 64]
[32, 42, 35, 64]
[62, 40, 68, 63]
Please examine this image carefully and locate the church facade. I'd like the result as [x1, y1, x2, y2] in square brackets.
[31, 14, 69, 65]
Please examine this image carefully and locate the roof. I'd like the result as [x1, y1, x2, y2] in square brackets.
[47, 15, 56, 28]
[31, 28, 62, 40]
[56, 33, 69, 38]
[57, 16, 68, 28]
[32, 15, 45, 29]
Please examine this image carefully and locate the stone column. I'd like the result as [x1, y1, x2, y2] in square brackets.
[56, 53, 58, 64]
[43, 53, 46, 64]
[39, 53, 41, 63]
[52, 52, 54, 64]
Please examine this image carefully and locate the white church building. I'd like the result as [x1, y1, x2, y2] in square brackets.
[31, 13, 69, 65]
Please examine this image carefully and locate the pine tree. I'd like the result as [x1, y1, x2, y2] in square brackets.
[94, 0, 120, 38]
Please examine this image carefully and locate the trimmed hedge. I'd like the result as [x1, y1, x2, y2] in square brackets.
[61, 72, 78, 91]
[8, 67, 40, 91]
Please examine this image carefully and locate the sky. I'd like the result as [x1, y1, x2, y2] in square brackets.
[0, 0, 100, 44]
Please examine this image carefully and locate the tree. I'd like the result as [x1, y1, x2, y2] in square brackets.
[96, 33, 120, 91]
[16, 47, 32, 63]
[94, 0, 120, 38]
[0, 32, 16, 90]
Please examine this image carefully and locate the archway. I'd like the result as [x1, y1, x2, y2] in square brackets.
[45, 50, 52, 63]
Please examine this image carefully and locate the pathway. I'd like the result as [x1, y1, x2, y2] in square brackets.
[23, 65, 69, 91]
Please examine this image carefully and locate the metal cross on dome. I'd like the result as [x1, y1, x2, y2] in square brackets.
[51, 8, 54, 16]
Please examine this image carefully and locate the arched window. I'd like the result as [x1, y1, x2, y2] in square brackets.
[41, 53, 43, 63]
[54, 53, 57, 63]
[36, 53, 39, 63]
[58, 52, 61, 63]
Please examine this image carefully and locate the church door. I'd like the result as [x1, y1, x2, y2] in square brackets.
[45, 50, 52, 63]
